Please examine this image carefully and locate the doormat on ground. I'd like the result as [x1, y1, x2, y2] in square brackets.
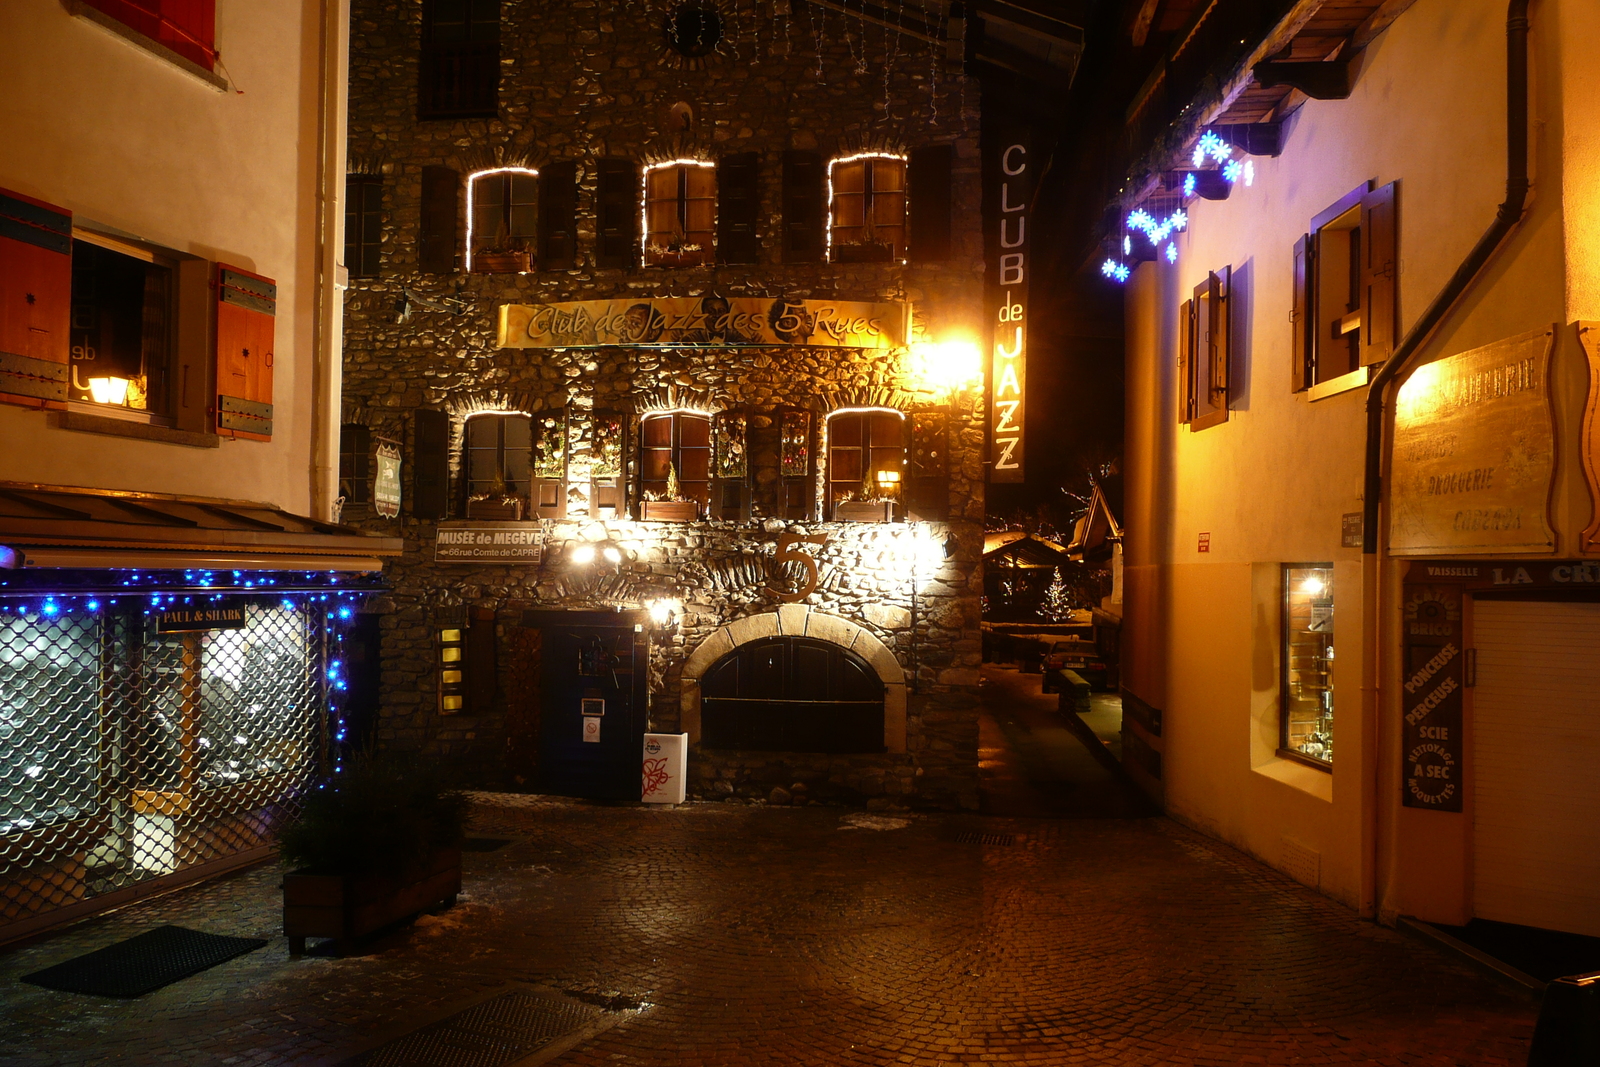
[342, 987, 627, 1067]
[21, 925, 267, 997]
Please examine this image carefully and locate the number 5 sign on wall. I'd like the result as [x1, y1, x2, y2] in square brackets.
[766, 532, 829, 603]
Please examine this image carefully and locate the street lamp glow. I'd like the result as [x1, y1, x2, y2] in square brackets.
[569, 543, 596, 565]
[909, 338, 983, 394]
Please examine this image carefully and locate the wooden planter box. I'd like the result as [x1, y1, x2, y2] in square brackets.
[832, 241, 894, 264]
[641, 500, 700, 522]
[473, 250, 532, 274]
[835, 500, 895, 523]
[466, 497, 523, 520]
[645, 249, 709, 268]
[283, 847, 461, 956]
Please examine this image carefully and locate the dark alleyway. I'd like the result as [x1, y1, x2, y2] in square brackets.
[0, 793, 1536, 1065]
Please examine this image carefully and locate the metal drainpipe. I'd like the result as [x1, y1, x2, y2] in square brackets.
[309, 0, 349, 522]
[1359, 0, 1530, 919]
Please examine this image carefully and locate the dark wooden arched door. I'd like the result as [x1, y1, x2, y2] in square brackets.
[700, 636, 885, 753]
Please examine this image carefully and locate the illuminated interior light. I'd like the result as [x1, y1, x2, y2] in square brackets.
[601, 545, 622, 564]
[87, 376, 130, 406]
[1301, 575, 1326, 595]
[825, 151, 909, 265]
[463, 166, 539, 273]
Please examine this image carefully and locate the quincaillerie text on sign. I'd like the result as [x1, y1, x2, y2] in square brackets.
[988, 138, 1029, 484]
[157, 601, 247, 633]
[434, 523, 544, 564]
[497, 296, 906, 350]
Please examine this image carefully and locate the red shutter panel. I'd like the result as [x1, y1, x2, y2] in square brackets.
[1361, 181, 1398, 367]
[0, 188, 71, 410]
[1291, 234, 1311, 392]
[82, 1, 217, 71]
[213, 265, 275, 440]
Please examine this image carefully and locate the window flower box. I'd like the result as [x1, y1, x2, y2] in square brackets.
[831, 240, 894, 264]
[472, 249, 532, 274]
[283, 847, 461, 956]
[835, 500, 894, 523]
[466, 496, 522, 521]
[645, 247, 709, 268]
[641, 500, 700, 522]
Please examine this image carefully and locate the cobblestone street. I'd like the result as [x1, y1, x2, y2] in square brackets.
[0, 794, 1536, 1065]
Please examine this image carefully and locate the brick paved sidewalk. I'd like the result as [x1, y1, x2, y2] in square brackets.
[0, 797, 1536, 1065]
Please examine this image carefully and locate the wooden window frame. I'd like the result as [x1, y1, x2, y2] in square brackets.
[825, 408, 907, 520]
[781, 151, 824, 264]
[344, 175, 383, 279]
[643, 161, 716, 267]
[827, 154, 908, 264]
[1279, 563, 1335, 770]
[638, 410, 712, 519]
[462, 410, 566, 519]
[595, 158, 639, 270]
[1179, 266, 1230, 431]
[466, 167, 538, 272]
[1293, 180, 1398, 395]
[418, 0, 500, 121]
[538, 160, 578, 271]
[339, 423, 373, 515]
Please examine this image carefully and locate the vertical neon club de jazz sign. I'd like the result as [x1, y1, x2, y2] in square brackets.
[991, 141, 1027, 483]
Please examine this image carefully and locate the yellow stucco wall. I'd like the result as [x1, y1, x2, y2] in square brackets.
[0, 0, 334, 512]
[1122, 0, 1586, 916]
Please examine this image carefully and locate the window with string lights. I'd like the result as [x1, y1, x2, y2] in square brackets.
[643, 162, 715, 267]
[828, 154, 907, 264]
[467, 168, 537, 273]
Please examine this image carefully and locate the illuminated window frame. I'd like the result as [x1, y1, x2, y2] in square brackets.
[464, 166, 538, 272]
[640, 408, 713, 509]
[824, 406, 906, 517]
[640, 159, 716, 266]
[826, 152, 908, 264]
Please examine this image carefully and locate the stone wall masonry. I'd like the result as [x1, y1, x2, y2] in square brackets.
[344, 0, 986, 808]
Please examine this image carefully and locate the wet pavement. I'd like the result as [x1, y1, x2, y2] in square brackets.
[0, 790, 1537, 1065]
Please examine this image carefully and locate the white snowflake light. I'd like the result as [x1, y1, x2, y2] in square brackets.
[1223, 160, 1243, 184]
[1165, 243, 1178, 263]
[1183, 173, 1197, 198]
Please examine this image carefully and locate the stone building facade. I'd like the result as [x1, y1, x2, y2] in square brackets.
[341, 0, 986, 808]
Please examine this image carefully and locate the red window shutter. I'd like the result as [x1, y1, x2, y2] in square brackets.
[83, 0, 217, 71]
[1361, 181, 1398, 367]
[1291, 233, 1312, 392]
[0, 188, 71, 410]
[213, 264, 275, 440]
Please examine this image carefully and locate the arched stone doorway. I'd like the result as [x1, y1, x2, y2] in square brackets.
[681, 606, 907, 753]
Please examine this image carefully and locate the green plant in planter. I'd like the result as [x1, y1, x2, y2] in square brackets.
[278, 756, 468, 876]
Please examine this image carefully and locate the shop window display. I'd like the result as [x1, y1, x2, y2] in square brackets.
[1281, 565, 1334, 766]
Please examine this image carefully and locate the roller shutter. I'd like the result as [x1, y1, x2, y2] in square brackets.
[1471, 599, 1600, 937]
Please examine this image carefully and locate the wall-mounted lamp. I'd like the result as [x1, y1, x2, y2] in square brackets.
[87, 376, 131, 406]
[908, 338, 983, 395]
[568, 539, 630, 569]
[646, 597, 682, 634]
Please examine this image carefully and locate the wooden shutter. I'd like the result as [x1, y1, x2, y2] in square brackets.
[419, 165, 460, 274]
[711, 409, 751, 520]
[412, 407, 451, 519]
[906, 409, 949, 521]
[781, 151, 823, 264]
[83, 0, 217, 70]
[589, 408, 627, 517]
[465, 605, 498, 714]
[1177, 298, 1193, 424]
[538, 160, 577, 270]
[213, 265, 275, 440]
[1188, 271, 1229, 431]
[717, 153, 760, 264]
[1291, 233, 1312, 392]
[595, 158, 639, 269]
[907, 145, 953, 263]
[779, 407, 814, 519]
[1361, 181, 1397, 367]
[0, 187, 71, 410]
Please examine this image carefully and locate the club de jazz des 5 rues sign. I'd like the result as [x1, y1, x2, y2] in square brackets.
[988, 138, 1030, 484]
[497, 297, 907, 349]
[1389, 329, 1556, 556]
